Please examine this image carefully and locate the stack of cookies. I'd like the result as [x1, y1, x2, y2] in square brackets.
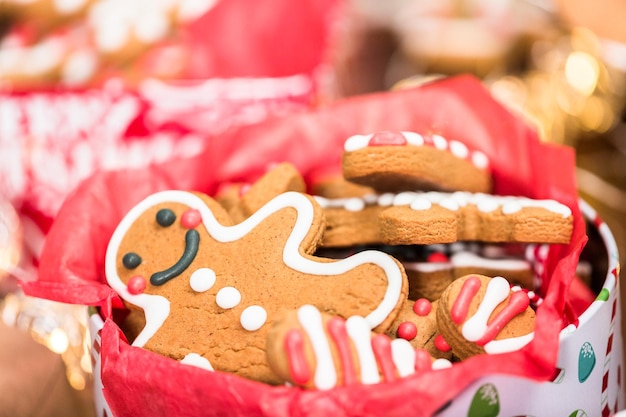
[105, 130, 573, 390]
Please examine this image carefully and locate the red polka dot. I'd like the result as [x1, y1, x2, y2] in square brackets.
[127, 275, 146, 295]
[181, 209, 202, 229]
[413, 298, 432, 316]
[434, 334, 451, 352]
[397, 322, 418, 341]
[427, 252, 449, 263]
[369, 131, 407, 146]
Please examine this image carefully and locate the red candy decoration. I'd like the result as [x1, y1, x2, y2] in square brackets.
[413, 298, 432, 316]
[181, 209, 202, 229]
[427, 252, 449, 263]
[368, 131, 407, 146]
[127, 275, 147, 295]
[397, 322, 418, 341]
[434, 334, 451, 352]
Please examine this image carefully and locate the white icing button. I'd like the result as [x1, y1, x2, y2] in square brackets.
[410, 197, 432, 211]
[240, 306, 267, 332]
[393, 192, 418, 206]
[431, 358, 453, 370]
[402, 131, 424, 146]
[240, 305, 267, 331]
[431, 134, 448, 150]
[471, 151, 489, 169]
[189, 268, 216, 293]
[344, 133, 373, 152]
[216, 286, 241, 309]
[344, 197, 365, 212]
[449, 140, 469, 159]
[181, 353, 214, 371]
[377, 193, 395, 206]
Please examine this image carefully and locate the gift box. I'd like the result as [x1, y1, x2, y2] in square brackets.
[23, 75, 625, 417]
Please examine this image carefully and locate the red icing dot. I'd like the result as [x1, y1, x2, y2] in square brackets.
[434, 334, 451, 352]
[181, 209, 202, 229]
[397, 322, 418, 341]
[427, 252, 449, 263]
[127, 275, 146, 295]
[413, 298, 432, 316]
[368, 131, 407, 146]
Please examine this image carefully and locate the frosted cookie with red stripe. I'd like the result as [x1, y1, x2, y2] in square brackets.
[436, 274, 535, 360]
[342, 130, 491, 193]
[105, 190, 408, 384]
[379, 191, 573, 245]
[266, 304, 443, 389]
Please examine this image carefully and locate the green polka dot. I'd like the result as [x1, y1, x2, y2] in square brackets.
[468, 383, 500, 417]
[596, 288, 609, 302]
[578, 342, 596, 383]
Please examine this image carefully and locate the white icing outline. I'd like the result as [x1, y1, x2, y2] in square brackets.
[105, 191, 404, 347]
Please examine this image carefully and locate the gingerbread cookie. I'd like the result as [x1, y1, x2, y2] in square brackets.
[266, 304, 441, 389]
[379, 191, 573, 245]
[105, 190, 408, 383]
[436, 274, 536, 360]
[342, 130, 491, 193]
[386, 299, 453, 360]
[216, 162, 306, 223]
[399, 244, 535, 301]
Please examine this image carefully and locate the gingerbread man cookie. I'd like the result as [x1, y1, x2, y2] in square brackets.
[342, 130, 492, 193]
[266, 304, 443, 389]
[436, 274, 536, 360]
[105, 190, 408, 383]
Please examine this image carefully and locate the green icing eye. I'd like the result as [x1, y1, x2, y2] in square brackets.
[122, 252, 142, 269]
[156, 208, 176, 227]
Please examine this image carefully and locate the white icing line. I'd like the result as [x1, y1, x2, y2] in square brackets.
[346, 315, 380, 384]
[462, 276, 510, 342]
[297, 305, 336, 390]
[390, 338, 415, 377]
[484, 331, 534, 354]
